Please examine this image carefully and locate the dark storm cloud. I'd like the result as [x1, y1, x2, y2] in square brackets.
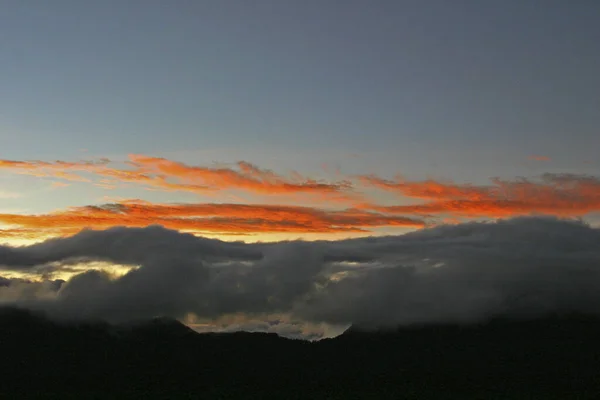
[2, 217, 600, 327]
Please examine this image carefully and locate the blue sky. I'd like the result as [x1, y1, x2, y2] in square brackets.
[0, 1, 599, 242]
[3, 1, 599, 157]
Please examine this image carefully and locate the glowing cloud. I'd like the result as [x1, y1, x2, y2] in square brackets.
[529, 155, 551, 161]
[2, 154, 600, 243]
[0, 202, 425, 240]
[128, 155, 354, 196]
[0, 155, 356, 201]
[359, 173, 600, 218]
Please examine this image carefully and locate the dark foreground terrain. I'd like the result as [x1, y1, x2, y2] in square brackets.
[2, 308, 600, 399]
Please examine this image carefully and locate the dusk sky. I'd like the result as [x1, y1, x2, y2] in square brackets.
[1, 2, 600, 337]
[2, 1, 600, 242]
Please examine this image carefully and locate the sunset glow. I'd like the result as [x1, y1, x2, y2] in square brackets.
[0, 154, 599, 245]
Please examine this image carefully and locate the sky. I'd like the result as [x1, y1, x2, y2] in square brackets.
[1, 1, 600, 338]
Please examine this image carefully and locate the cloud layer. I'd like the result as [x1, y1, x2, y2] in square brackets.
[360, 173, 600, 218]
[2, 154, 600, 241]
[0, 155, 355, 199]
[2, 217, 600, 334]
[0, 202, 425, 238]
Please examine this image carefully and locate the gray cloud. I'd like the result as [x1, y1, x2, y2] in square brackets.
[2, 217, 600, 332]
[0, 225, 261, 270]
[0, 277, 63, 304]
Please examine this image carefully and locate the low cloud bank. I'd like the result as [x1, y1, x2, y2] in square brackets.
[1, 217, 600, 333]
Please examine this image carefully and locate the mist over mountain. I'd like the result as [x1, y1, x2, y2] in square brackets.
[1, 216, 600, 336]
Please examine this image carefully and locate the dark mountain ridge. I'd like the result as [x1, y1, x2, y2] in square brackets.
[3, 307, 600, 399]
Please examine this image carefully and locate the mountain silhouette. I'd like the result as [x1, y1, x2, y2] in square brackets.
[2, 307, 600, 399]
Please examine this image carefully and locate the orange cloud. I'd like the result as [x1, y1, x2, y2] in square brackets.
[0, 202, 425, 240]
[360, 173, 600, 219]
[359, 175, 493, 201]
[0, 159, 107, 182]
[3, 154, 600, 242]
[0, 155, 356, 201]
[128, 155, 354, 196]
[0, 227, 81, 243]
[529, 155, 551, 161]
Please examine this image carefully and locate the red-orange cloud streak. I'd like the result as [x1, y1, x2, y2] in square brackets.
[0, 202, 425, 239]
[127, 155, 354, 196]
[0, 156, 356, 201]
[529, 155, 551, 161]
[2, 154, 600, 242]
[359, 173, 600, 218]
